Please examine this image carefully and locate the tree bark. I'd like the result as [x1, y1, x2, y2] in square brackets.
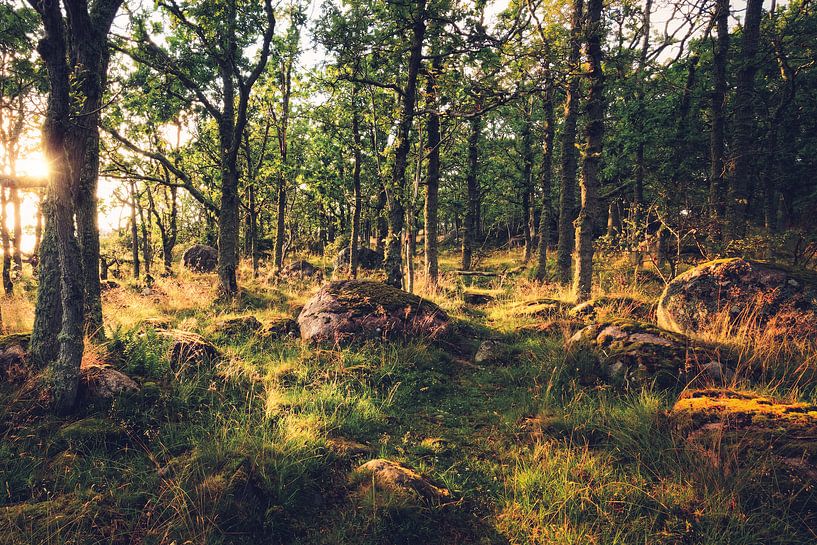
[384, 0, 426, 288]
[708, 0, 730, 219]
[130, 182, 140, 278]
[424, 56, 442, 285]
[632, 0, 653, 206]
[1, 188, 13, 294]
[535, 87, 555, 282]
[573, 0, 605, 302]
[30, 199, 61, 368]
[350, 85, 362, 278]
[557, 0, 584, 283]
[521, 99, 535, 263]
[725, 0, 762, 239]
[462, 114, 481, 271]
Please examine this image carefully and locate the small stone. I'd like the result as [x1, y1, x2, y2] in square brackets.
[352, 459, 450, 503]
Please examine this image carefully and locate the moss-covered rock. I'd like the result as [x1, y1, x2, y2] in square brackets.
[0, 333, 30, 383]
[298, 280, 449, 344]
[78, 365, 139, 401]
[158, 329, 220, 372]
[182, 244, 217, 273]
[507, 298, 568, 318]
[567, 319, 733, 389]
[657, 258, 817, 339]
[334, 246, 384, 271]
[214, 315, 262, 336]
[568, 295, 656, 322]
[259, 317, 300, 340]
[351, 459, 450, 505]
[671, 388, 817, 516]
[281, 259, 321, 279]
[473, 340, 518, 365]
[57, 417, 126, 449]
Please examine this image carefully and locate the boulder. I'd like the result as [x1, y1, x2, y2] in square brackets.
[214, 315, 262, 336]
[567, 319, 733, 388]
[0, 333, 30, 383]
[568, 295, 656, 322]
[182, 244, 218, 273]
[352, 459, 450, 503]
[281, 259, 321, 278]
[297, 280, 449, 344]
[672, 389, 817, 507]
[78, 365, 139, 400]
[334, 246, 384, 271]
[159, 329, 220, 371]
[657, 258, 817, 339]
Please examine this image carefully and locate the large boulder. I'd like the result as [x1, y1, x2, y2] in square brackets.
[672, 389, 817, 514]
[182, 244, 218, 273]
[297, 280, 449, 344]
[657, 258, 817, 339]
[567, 319, 733, 388]
[334, 246, 384, 271]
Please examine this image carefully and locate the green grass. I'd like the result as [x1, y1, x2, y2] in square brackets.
[1, 252, 815, 544]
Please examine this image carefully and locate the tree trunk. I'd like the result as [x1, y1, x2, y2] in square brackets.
[462, 114, 481, 271]
[350, 86, 362, 278]
[557, 0, 584, 283]
[574, 0, 605, 302]
[130, 182, 140, 279]
[11, 186, 22, 273]
[30, 199, 61, 369]
[384, 0, 426, 288]
[1, 188, 13, 294]
[424, 56, 442, 285]
[521, 99, 535, 263]
[725, 0, 762, 239]
[632, 0, 652, 206]
[535, 87, 555, 282]
[708, 0, 729, 219]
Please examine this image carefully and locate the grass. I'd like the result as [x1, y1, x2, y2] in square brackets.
[1, 250, 815, 544]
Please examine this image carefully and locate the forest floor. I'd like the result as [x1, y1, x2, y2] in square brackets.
[1, 250, 815, 544]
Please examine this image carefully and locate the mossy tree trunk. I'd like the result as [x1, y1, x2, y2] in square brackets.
[521, 98, 535, 264]
[350, 84, 362, 278]
[557, 0, 583, 284]
[462, 113, 481, 271]
[424, 55, 442, 285]
[535, 86, 555, 282]
[573, 0, 605, 303]
[725, 0, 762, 240]
[30, 0, 124, 413]
[708, 0, 729, 219]
[384, 0, 426, 288]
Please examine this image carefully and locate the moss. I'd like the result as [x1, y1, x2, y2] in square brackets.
[57, 417, 126, 449]
[328, 280, 437, 312]
[0, 333, 30, 350]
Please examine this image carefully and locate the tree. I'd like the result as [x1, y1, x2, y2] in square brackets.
[28, 0, 124, 413]
[573, 0, 605, 302]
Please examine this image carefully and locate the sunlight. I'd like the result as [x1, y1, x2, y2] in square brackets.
[14, 152, 50, 180]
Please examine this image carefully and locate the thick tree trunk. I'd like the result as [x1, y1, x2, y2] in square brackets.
[725, 0, 762, 239]
[535, 88, 555, 282]
[708, 0, 729, 218]
[384, 0, 426, 288]
[462, 114, 481, 271]
[31, 200, 61, 369]
[424, 56, 442, 285]
[557, 0, 583, 284]
[574, 0, 605, 302]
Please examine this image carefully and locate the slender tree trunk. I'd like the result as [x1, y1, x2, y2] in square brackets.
[725, 0, 762, 239]
[350, 86, 362, 278]
[10, 186, 21, 272]
[633, 0, 652, 206]
[33, 191, 43, 264]
[708, 0, 729, 218]
[130, 182, 140, 279]
[462, 114, 481, 271]
[557, 0, 583, 283]
[521, 100, 535, 263]
[424, 56, 442, 285]
[1, 188, 13, 294]
[535, 88, 555, 282]
[384, 0, 426, 288]
[574, 0, 605, 302]
[376, 187, 387, 254]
